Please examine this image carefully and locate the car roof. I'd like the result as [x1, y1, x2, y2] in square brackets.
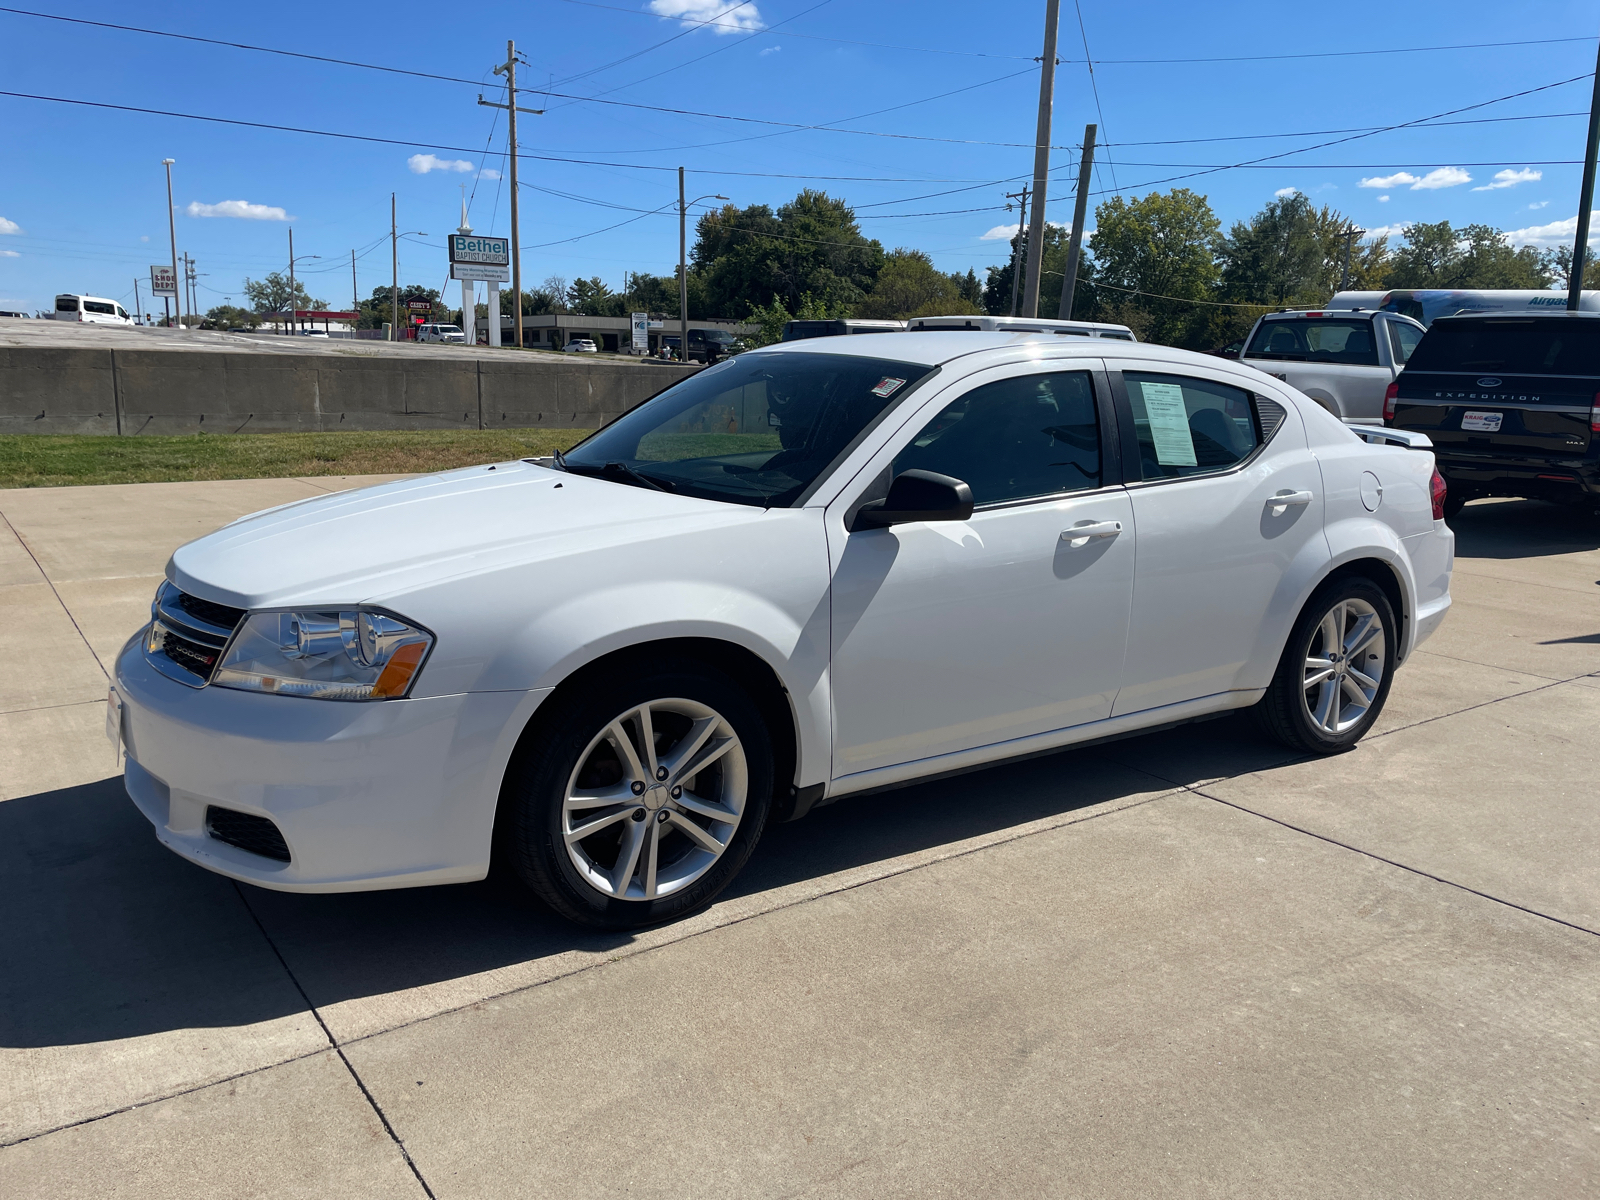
[1432, 310, 1600, 322]
[743, 330, 1267, 382]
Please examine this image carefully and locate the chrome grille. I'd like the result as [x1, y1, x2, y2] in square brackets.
[144, 581, 245, 687]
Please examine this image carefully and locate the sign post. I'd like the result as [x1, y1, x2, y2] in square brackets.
[450, 235, 510, 347]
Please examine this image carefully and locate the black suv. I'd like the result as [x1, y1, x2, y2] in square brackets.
[1386, 313, 1600, 515]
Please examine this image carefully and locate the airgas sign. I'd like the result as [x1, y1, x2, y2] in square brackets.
[449, 235, 510, 283]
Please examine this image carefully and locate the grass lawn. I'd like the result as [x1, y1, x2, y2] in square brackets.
[0, 428, 594, 489]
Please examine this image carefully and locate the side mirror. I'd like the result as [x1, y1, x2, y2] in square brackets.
[852, 470, 974, 530]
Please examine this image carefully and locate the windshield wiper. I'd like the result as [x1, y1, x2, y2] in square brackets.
[601, 461, 674, 492]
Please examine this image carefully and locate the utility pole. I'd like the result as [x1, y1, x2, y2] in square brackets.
[288, 227, 297, 336]
[391, 193, 398, 341]
[1569, 34, 1600, 308]
[182, 254, 198, 326]
[162, 158, 180, 328]
[1337, 224, 1365, 292]
[133, 275, 142, 326]
[679, 168, 688, 359]
[1059, 124, 1096, 320]
[1005, 186, 1030, 317]
[351, 249, 358, 317]
[483, 42, 545, 349]
[1021, 0, 1061, 318]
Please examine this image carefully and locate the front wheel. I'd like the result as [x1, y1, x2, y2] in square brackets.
[502, 660, 773, 929]
[1255, 578, 1397, 754]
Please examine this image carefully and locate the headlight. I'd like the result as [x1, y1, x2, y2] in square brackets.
[213, 609, 433, 701]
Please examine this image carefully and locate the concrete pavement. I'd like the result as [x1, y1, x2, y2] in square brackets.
[1, 481, 1596, 1197]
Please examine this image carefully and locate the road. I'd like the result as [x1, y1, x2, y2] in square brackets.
[1, 480, 1596, 1197]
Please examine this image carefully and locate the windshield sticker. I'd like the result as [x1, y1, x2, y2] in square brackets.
[870, 377, 907, 398]
[1138, 380, 1198, 467]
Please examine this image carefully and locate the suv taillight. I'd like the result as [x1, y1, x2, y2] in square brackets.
[1591, 391, 1600, 434]
[1384, 382, 1399, 423]
[1431, 468, 1448, 521]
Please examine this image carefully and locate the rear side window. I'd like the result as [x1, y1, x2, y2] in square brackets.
[55, 297, 78, 312]
[1247, 318, 1380, 366]
[894, 371, 1100, 506]
[1405, 318, 1600, 375]
[84, 301, 114, 315]
[1388, 320, 1423, 365]
[1124, 372, 1260, 481]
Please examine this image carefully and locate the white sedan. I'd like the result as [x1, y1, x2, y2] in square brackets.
[112, 333, 1454, 928]
[562, 338, 599, 353]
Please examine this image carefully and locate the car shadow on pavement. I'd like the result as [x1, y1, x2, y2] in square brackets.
[0, 714, 1295, 1049]
[1450, 498, 1600, 559]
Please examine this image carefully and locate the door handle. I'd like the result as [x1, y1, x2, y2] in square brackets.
[1266, 489, 1314, 515]
[1061, 520, 1122, 546]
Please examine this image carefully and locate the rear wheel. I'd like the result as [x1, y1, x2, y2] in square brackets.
[502, 659, 773, 929]
[1255, 578, 1396, 754]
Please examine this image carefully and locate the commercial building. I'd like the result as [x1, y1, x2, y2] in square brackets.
[476, 313, 755, 353]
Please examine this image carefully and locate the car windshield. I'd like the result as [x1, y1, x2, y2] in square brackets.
[560, 351, 937, 507]
[1246, 318, 1379, 365]
[1405, 318, 1600, 375]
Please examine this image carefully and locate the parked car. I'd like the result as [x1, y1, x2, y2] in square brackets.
[684, 327, 744, 362]
[298, 329, 330, 339]
[113, 334, 1452, 929]
[563, 338, 599, 353]
[905, 314, 1136, 341]
[52, 293, 134, 325]
[1240, 308, 1426, 423]
[0, 309, 31, 319]
[417, 323, 466, 344]
[782, 318, 906, 341]
[1385, 311, 1600, 515]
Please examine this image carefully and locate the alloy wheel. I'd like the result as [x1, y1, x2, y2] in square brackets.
[1301, 597, 1387, 735]
[561, 698, 747, 901]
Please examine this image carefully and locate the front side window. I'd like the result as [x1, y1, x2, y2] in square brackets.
[893, 371, 1100, 506]
[1247, 318, 1380, 366]
[1125, 372, 1260, 481]
[563, 351, 936, 507]
[1388, 320, 1423, 365]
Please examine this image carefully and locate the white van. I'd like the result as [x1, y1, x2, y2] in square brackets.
[905, 314, 1137, 341]
[416, 322, 466, 343]
[54, 294, 133, 325]
[780, 318, 906, 341]
[1326, 288, 1600, 327]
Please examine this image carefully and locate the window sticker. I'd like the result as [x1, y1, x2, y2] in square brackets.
[1137, 380, 1197, 467]
[870, 377, 907, 398]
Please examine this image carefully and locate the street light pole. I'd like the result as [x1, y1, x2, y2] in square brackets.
[288, 227, 295, 336]
[676, 175, 727, 362]
[162, 158, 180, 328]
[391, 193, 398, 342]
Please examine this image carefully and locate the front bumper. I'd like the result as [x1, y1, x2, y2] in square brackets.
[114, 633, 543, 892]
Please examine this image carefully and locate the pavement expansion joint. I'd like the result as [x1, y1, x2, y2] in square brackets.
[0, 508, 108, 685]
[0, 696, 109, 718]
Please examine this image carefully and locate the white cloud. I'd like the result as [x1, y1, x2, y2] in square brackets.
[647, 0, 765, 34]
[477, 167, 501, 181]
[186, 199, 292, 221]
[1274, 187, 1297, 198]
[1472, 168, 1541, 192]
[1377, 195, 1390, 203]
[0, 216, 20, 235]
[1503, 211, 1600, 249]
[759, 44, 781, 55]
[140, 234, 150, 242]
[1529, 200, 1550, 210]
[1363, 224, 1407, 243]
[408, 153, 477, 175]
[979, 219, 1068, 241]
[0, 249, 18, 258]
[1358, 167, 1472, 191]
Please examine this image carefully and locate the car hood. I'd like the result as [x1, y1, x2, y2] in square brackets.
[168, 460, 760, 610]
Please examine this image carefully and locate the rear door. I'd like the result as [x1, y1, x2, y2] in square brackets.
[1392, 317, 1594, 465]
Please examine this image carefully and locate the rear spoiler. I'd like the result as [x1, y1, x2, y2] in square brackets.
[1348, 425, 1433, 450]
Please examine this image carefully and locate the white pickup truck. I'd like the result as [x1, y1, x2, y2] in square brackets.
[1239, 307, 1426, 423]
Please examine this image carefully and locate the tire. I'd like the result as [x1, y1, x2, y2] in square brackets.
[501, 657, 774, 930]
[1254, 577, 1397, 755]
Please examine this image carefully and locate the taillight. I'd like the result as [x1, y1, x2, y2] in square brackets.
[1384, 382, 1399, 423]
[1430, 468, 1447, 521]
[1591, 391, 1600, 434]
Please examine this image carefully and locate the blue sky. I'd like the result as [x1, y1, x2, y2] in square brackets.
[2, 0, 1598, 317]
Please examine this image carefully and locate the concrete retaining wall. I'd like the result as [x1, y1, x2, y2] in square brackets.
[0, 347, 699, 435]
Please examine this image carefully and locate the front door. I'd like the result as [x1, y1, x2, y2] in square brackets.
[827, 364, 1136, 781]
[1109, 364, 1327, 715]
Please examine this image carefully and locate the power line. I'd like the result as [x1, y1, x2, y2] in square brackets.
[549, 0, 761, 87]
[1071, 0, 1119, 193]
[1102, 110, 1587, 147]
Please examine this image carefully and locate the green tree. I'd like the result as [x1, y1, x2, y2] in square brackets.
[242, 272, 324, 315]
[856, 249, 982, 319]
[567, 276, 626, 316]
[1217, 193, 1390, 306]
[1385, 221, 1550, 290]
[743, 292, 851, 347]
[201, 304, 261, 330]
[1542, 244, 1597, 291]
[1088, 189, 1221, 347]
[983, 224, 1072, 317]
[692, 190, 885, 318]
[355, 285, 440, 330]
